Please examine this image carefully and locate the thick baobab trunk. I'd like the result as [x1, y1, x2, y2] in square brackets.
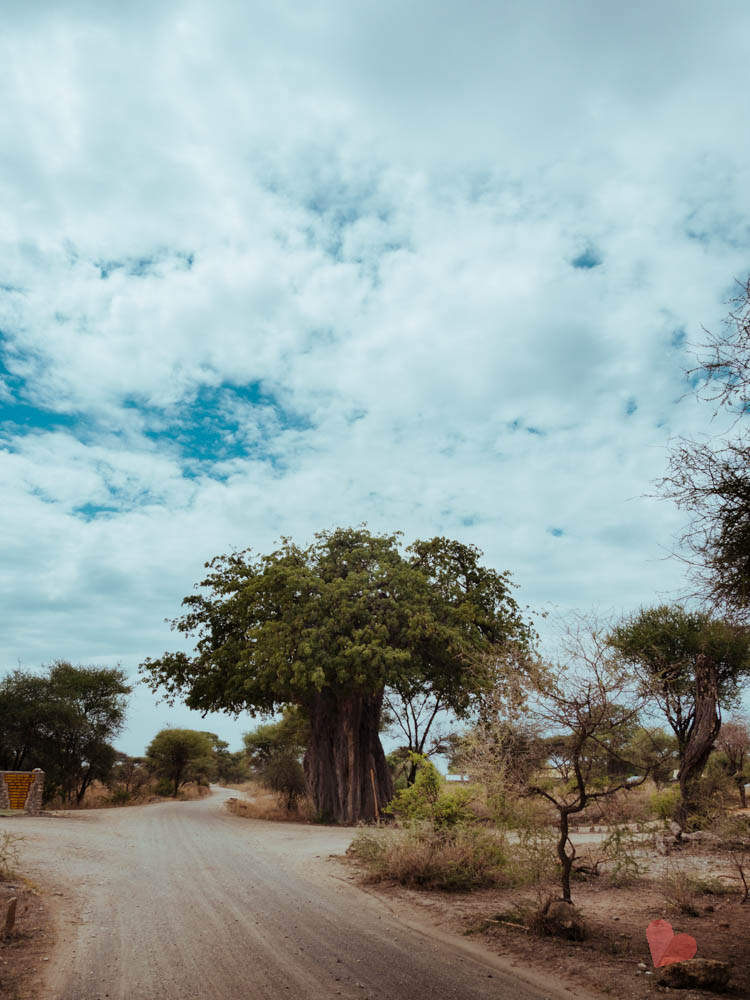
[676, 653, 721, 832]
[303, 689, 393, 824]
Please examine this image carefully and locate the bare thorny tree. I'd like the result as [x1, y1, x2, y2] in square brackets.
[522, 619, 652, 902]
[460, 617, 660, 904]
[383, 685, 453, 784]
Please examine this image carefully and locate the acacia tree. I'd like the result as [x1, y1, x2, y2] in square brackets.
[522, 623, 648, 904]
[146, 729, 214, 796]
[385, 644, 536, 785]
[609, 605, 750, 830]
[140, 527, 533, 824]
[0, 670, 53, 771]
[243, 707, 310, 771]
[0, 662, 130, 804]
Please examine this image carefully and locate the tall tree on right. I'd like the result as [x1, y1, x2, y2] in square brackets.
[609, 605, 750, 831]
[660, 276, 750, 616]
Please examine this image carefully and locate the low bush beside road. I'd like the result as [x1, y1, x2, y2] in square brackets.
[349, 824, 507, 890]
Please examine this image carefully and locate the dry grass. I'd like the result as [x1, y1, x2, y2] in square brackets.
[348, 824, 508, 890]
[225, 787, 315, 823]
[220, 779, 258, 795]
[660, 863, 734, 915]
[569, 781, 658, 829]
[173, 782, 211, 801]
[45, 779, 211, 809]
[45, 780, 147, 809]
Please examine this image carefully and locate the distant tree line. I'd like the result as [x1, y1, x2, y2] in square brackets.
[0, 661, 250, 805]
[0, 660, 130, 804]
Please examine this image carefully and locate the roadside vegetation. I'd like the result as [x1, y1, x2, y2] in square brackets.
[0, 661, 131, 805]
[0, 660, 250, 808]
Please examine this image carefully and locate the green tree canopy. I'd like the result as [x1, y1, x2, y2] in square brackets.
[140, 527, 534, 823]
[243, 707, 310, 770]
[0, 661, 130, 804]
[145, 728, 215, 796]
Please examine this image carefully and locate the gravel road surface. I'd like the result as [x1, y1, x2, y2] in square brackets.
[8, 788, 594, 1000]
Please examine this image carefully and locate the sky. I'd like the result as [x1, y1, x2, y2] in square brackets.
[2, 1, 750, 755]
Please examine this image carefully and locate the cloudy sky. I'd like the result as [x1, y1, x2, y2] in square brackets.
[2, 1, 750, 755]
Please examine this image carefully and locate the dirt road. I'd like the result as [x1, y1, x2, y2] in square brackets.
[8, 788, 592, 1000]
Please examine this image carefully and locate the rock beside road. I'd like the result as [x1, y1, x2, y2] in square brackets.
[540, 900, 586, 941]
[656, 958, 731, 992]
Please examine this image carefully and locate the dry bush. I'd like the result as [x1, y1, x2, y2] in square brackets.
[46, 780, 143, 809]
[504, 827, 558, 892]
[0, 832, 22, 880]
[572, 782, 657, 828]
[46, 777, 211, 809]
[220, 779, 258, 794]
[713, 813, 750, 903]
[174, 782, 211, 801]
[598, 824, 647, 886]
[661, 865, 733, 915]
[225, 789, 315, 823]
[348, 824, 507, 890]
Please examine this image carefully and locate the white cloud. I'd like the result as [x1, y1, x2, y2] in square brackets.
[2, 1, 750, 752]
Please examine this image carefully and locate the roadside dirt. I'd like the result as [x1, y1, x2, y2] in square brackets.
[355, 878, 750, 1000]
[0, 789, 602, 1000]
[0, 869, 56, 1000]
[342, 841, 750, 1000]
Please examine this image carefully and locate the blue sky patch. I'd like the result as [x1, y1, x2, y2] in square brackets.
[140, 381, 313, 472]
[98, 251, 194, 280]
[671, 328, 687, 348]
[508, 418, 546, 436]
[0, 398, 78, 433]
[571, 246, 602, 269]
[625, 397, 638, 416]
[548, 527, 564, 537]
[72, 502, 121, 521]
[0, 344, 78, 432]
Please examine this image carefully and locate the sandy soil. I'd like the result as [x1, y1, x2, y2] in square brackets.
[344, 840, 750, 1000]
[0, 788, 601, 1000]
[0, 874, 55, 999]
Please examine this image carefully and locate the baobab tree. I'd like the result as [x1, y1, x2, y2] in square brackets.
[140, 527, 534, 824]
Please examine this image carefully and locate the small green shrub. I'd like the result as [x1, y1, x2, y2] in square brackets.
[348, 823, 506, 890]
[108, 788, 131, 805]
[155, 777, 173, 797]
[387, 755, 476, 828]
[651, 786, 681, 822]
[260, 750, 307, 812]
